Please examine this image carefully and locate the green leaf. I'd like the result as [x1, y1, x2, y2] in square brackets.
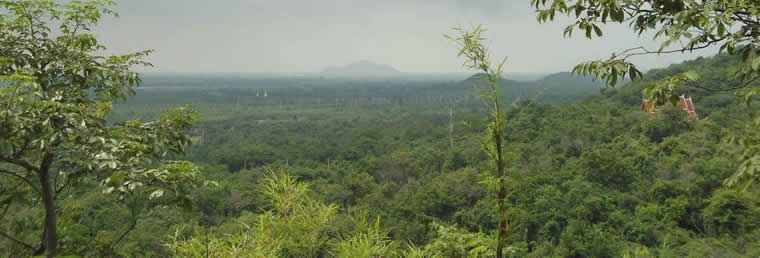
[593, 25, 603, 37]
[752, 57, 760, 71]
[682, 71, 699, 81]
[149, 189, 164, 199]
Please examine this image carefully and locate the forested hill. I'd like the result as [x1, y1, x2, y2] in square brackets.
[458, 73, 531, 90]
[598, 54, 745, 116]
[443, 71, 606, 103]
[458, 72, 604, 90]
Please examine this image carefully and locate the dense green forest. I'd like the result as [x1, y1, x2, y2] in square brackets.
[11, 53, 748, 257]
[2, 0, 760, 257]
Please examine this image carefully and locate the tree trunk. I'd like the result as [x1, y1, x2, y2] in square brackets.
[493, 104, 508, 258]
[495, 132, 507, 258]
[449, 106, 454, 155]
[38, 153, 56, 257]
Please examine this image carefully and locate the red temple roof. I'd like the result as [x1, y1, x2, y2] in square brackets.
[641, 95, 697, 119]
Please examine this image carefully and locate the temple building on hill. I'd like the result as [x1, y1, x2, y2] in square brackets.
[640, 98, 658, 118]
[678, 95, 698, 118]
[641, 95, 698, 119]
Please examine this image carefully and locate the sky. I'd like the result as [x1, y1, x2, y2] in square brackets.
[95, 0, 718, 74]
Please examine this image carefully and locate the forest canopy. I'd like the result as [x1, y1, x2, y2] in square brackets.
[0, 0, 759, 257]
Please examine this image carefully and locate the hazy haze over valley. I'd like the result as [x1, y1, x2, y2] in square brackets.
[96, 0, 717, 75]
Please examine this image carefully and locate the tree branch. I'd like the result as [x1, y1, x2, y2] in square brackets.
[108, 218, 137, 254]
[0, 168, 40, 194]
[54, 175, 74, 201]
[685, 74, 760, 92]
[0, 230, 34, 250]
[0, 154, 40, 173]
[616, 37, 724, 60]
[0, 192, 18, 220]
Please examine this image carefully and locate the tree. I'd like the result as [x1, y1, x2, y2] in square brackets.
[169, 170, 397, 257]
[445, 26, 510, 258]
[532, 0, 760, 95]
[0, 0, 201, 256]
[531, 0, 760, 189]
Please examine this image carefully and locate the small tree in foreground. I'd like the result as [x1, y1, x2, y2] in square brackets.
[168, 170, 402, 258]
[0, 0, 202, 256]
[445, 26, 511, 258]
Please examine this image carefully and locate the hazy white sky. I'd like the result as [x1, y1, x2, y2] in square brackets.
[95, 0, 717, 74]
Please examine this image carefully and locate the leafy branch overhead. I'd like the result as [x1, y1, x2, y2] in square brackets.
[533, 0, 760, 101]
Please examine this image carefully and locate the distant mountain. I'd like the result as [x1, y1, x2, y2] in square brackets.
[461, 73, 527, 86]
[459, 73, 533, 94]
[504, 72, 549, 81]
[445, 72, 607, 103]
[321, 60, 401, 77]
